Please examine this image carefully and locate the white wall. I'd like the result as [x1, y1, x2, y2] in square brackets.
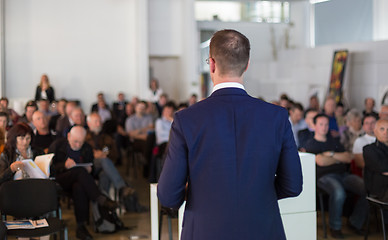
[148, 0, 199, 102]
[266, 40, 388, 111]
[4, 0, 148, 114]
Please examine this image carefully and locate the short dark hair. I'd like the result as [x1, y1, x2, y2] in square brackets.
[0, 111, 9, 123]
[209, 29, 250, 77]
[290, 102, 304, 112]
[313, 113, 329, 124]
[163, 101, 176, 111]
[304, 108, 318, 118]
[362, 113, 377, 124]
[25, 100, 37, 111]
[0, 97, 8, 104]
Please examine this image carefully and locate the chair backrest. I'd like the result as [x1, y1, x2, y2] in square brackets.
[0, 179, 59, 218]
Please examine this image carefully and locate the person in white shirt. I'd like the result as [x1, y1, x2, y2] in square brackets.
[147, 78, 163, 103]
[352, 114, 377, 169]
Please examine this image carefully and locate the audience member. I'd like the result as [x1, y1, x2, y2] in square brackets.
[85, 113, 133, 199]
[49, 98, 67, 132]
[177, 102, 188, 111]
[31, 111, 56, 153]
[146, 101, 158, 122]
[147, 78, 163, 103]
[353, 114, 377, 169]
[19, 100, 38, 130]
[112, 92, 127, 123]
[56, 101, 77, 136]
[0, 112, 9, 133]
[304, 113, 367, 238]
[363, 119, 388, 201]
[362, 97, 379, 119]
[323, 96, 340, 138]
[62, 107, 86, 137]
[38, 99, 55, 117]
[125, 101, 155, 177]
[335, 102, 346, 134]
[279, 93, 290, 110]
[340, 109, 364, 152]
[155, 93, 168, 117]
[307, 95, 320, 112]
[35, 74, 55, 103]
[380, 105, 388, 120]
[125, 101, 154, 141]
[0, 122, 44, 184]
[298, 109, 318, 151]
[288, 103, 307, 147]
[0, 97, 19, 125]
[48, 126, 118, 240]
[91, 92, 110, 113]
[188, 94, 198, 106]
[155, 102, 175, 146]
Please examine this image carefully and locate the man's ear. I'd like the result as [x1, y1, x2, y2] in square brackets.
[244, 60, 250, 72]
[210, 58, 216, 73]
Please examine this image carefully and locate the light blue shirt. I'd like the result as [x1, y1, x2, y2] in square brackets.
[289, 117, 307, 147]
[155, 117, 173, 145]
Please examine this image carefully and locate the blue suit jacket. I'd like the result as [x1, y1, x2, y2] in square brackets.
[158, 88, 303, 240]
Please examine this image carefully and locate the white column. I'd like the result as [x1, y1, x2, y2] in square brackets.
[373, 0, 388, 41]
[0, 0, 4, 96]
[179, 0, 200, 101]
[136, 0, 150, 99]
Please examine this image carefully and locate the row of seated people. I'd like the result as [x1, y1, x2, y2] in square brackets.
[0, 110, 147, 240]
[283, 93, 388, 239]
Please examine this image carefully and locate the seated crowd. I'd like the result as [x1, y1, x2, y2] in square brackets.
[279, 94, 388, 239]
[1, 73, 387, 240]
[0, 76, 194, 240]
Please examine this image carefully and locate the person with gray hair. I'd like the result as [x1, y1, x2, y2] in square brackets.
[341, 108, 364, 152]
[49, 126, 118, 240]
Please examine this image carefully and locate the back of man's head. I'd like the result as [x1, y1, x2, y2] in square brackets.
[209, 29, 250, 77]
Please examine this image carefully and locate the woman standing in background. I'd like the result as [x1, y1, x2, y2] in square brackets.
[35, 74, 55, 103]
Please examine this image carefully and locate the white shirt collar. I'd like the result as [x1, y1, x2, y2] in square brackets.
[212, 82, 245, 94]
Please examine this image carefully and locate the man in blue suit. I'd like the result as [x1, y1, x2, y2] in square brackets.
[157, 29, 303, 240]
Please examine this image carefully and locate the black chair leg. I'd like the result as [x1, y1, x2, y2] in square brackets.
[380, 207, 387, 240]
[168, 216, 173, 240]
[319, 192, 327, 238]
[365, 205, 371, 240]
[159, 211, 163, 240]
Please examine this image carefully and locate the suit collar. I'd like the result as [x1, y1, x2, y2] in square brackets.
[210, 87, 248, 97]
[212, 82, 245, 93]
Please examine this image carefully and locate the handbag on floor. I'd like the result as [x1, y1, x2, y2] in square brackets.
[91, 200, 124, 233]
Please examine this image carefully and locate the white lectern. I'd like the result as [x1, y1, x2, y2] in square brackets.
[150, 152, 316, 240]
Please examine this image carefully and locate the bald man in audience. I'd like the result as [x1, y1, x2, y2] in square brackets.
[49, 126, 118, 240]
[31, 111, 56, 153]
[363, 119, 388, 201]
[363, 97, 378, 119]
[380, 105, 388, 120]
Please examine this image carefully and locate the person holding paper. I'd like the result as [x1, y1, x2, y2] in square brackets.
[48, 126, 118, 240]
[0, 122, 44, 184]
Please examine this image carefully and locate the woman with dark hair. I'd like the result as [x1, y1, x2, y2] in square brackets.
[35, 74, 55, 103]
[0, 122, 43, 184]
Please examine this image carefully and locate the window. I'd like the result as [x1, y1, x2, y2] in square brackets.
[195, 1, 290, 23]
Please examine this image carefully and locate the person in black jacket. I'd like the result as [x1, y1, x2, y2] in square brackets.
[35, 74, 55, 103]
[363, 119, 388, 200]
[0, 122, 43, 184]
[48, 126, 118, 240]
